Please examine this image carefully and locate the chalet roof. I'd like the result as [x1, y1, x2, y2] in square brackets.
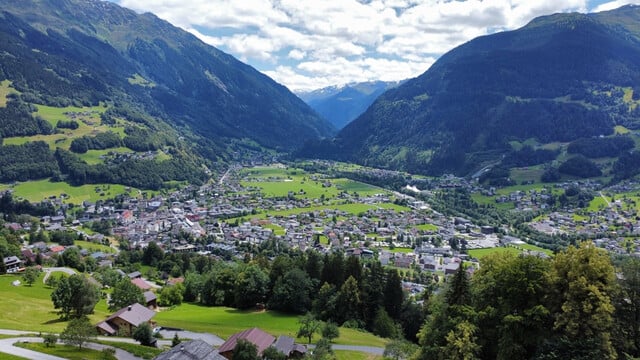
[218, 328, 275, 356]
[273, 335, 294, 355]
[131, 278, 151, 290]
[106, 303, 155, 327]
[154, 340, 226, 360]
[144, 291, 157, 303]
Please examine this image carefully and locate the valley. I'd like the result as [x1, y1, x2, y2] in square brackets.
[0, 0, 640, 359]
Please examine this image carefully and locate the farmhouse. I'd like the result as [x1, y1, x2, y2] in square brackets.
[3, 256, 22, 273]
[218, 328, 275, 359]
[96, 303, 156, 336]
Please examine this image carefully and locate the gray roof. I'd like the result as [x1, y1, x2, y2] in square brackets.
[273, 335, 294, 355]
[106, 303, 155, 327]
[154, 339, 226, 360]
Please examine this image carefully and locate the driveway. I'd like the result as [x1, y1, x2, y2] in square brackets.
[0, 335, 148, 360]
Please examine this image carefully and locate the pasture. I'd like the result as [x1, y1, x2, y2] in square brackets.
[467, 247, 522, 259]
[9, 180, 135, 205]
[0, 80, 18, 107]
[154, 304, 388, 347]
[0, 273, 110, 333]
[15, 342, 115, 360]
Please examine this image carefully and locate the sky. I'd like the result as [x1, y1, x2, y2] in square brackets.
[114, 0, 640, 92]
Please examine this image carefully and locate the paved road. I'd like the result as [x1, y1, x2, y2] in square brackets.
[158, 329, 224, 346]
[42, 267, 77, 283]
[331, 344, 384, 355]
[0, 337, 69, 360]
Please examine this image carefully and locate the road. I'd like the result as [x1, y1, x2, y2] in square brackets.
[42, 267, 77, 283]
[0, 336, 148, 360]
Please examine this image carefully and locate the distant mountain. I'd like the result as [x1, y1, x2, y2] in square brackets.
[0, 0, 334, 188]
[300, 5, 640, 179]
[297, 81, 401, 129]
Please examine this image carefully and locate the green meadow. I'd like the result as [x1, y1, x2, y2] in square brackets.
[467, 247, 522, 259]
[154, 304, 388, 347]
[8, 180, 135, 205]
[241, 166, 389, 200]
[0, 80, 18, 107]
[74, 240, 116, 254]
[0, 273, 110, 333]
[15, 342, 115, 360]
[78, 147, 132, 165]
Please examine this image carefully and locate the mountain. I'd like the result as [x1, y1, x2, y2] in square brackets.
[301, 5, 640, 178]
[0, 0, 334, 189]
[297, 81, 401, 129]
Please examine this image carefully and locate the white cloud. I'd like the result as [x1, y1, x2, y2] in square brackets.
[593, 0, 640, 12]
[116, 0, 636, 91]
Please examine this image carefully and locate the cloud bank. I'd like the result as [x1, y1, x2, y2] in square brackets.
[116, 0, 640, 91]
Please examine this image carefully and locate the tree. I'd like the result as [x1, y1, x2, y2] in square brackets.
[443, 321, 480, 360]
[384, 339, 419, 360]
[59, 317, 96, 349]
[132, 322, 155, 346]
[373, 308, 399, 338]
[109, 278, 144, 311]
[158, 283, 184, 307]
[298, 313, 321, 344]
[311, 338, 336, 360]
[384, 269, 404, 319]
[321, 322, 339, 342]
[43, 333, 57, 348]
[613, 257, 640, 357]
[22, 266, 40, 286]
[335, 276, 361, 324]
[51, 274, 99, 319]
[312, 282, 337, 321]
[142, 241, 164, 266]
[234, 265, 269, 309]
[262, 346, 286, 360]
[45, 273, 60, 288]
[232, 339, 259, 360]
[268, 268, 313, 314]
[548, 242, 616, 359]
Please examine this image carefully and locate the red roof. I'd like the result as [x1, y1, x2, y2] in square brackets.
[50, 245, 65, 253]
[218, 328, 275, 355]
[131, 278, 151, 290]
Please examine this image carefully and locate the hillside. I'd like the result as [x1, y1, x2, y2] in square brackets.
[300, 5, 640, 179]
[298, 81, 401, 129]
[0, 0, 334, 189]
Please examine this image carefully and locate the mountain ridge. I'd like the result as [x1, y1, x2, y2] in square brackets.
[299, 5, 640, 179]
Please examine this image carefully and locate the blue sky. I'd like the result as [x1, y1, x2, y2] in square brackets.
[114, 0, 640, 91]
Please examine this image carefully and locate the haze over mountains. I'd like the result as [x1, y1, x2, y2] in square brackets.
[297, 81, 402, 130]
[300, 4, 640, 179]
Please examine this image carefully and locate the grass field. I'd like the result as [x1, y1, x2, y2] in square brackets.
[0, 273, 110, 333]
[96, 340, 163, 359]
[78, 147, 132, 165]
[415, 224, 438, 232]
[335, 350, 382, 360]
[154, 304, 388, 347]
[0, 352, 28, 360]
[467, 247, 522, 259]
[0, 80, 18, 107]
[9, 180, 135, 205]
[15, 342, 114, 360]
[74, 240, 115, 254]
[241, 166, 389, 200]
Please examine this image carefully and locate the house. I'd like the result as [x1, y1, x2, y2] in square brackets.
[3, 256, 23, 273]
[131, 278, 152, 291]
[218, 328, 275, 359]
[144, 290, 158, 309]
[154, 339, 226, 360]
[96, 303, 156, 336]
[272, 335, 307, 358]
